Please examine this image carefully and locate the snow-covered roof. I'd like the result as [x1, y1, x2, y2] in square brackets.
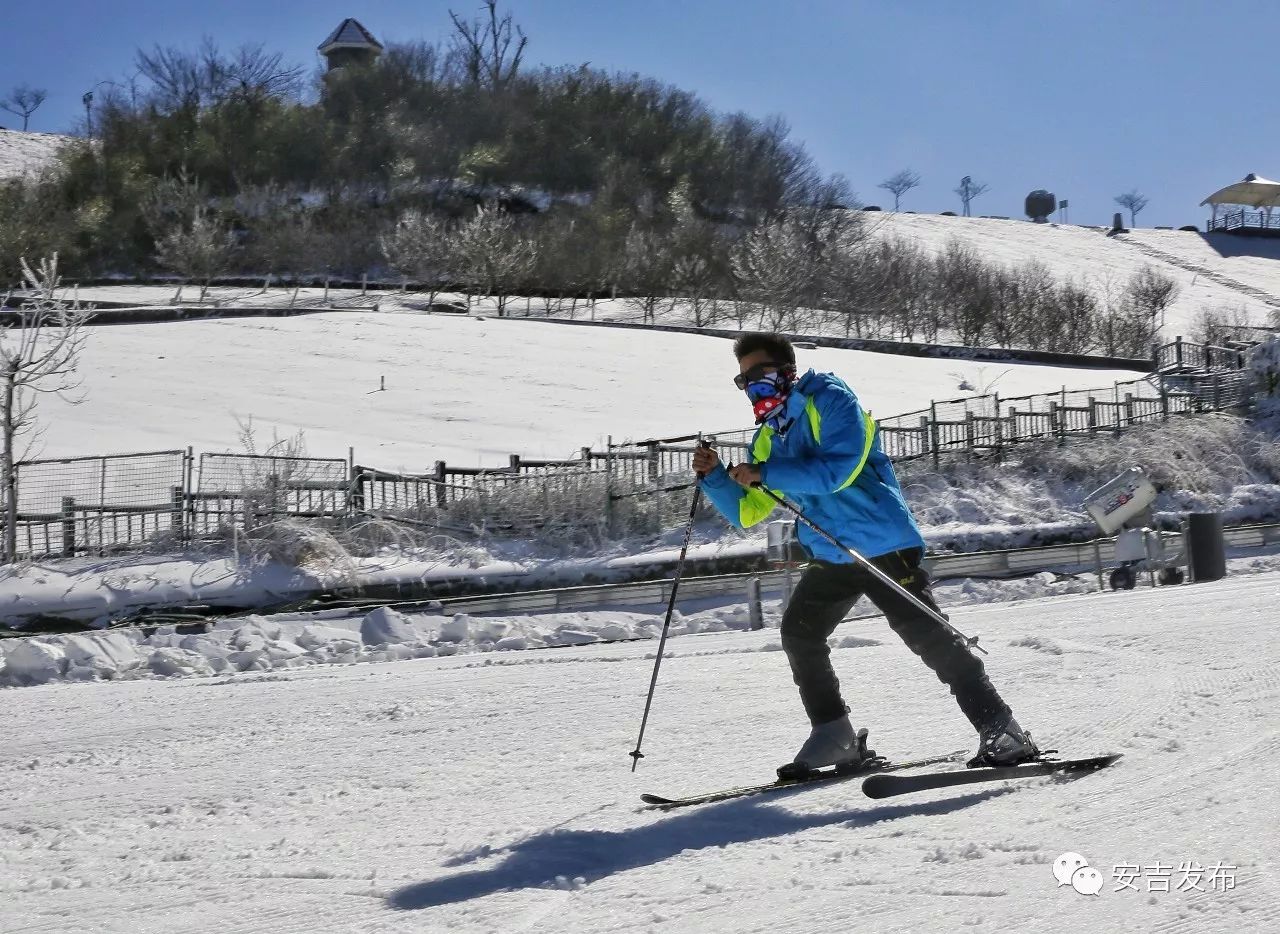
[318, 18, 383, 54]
[1201, 174, 1280, 208]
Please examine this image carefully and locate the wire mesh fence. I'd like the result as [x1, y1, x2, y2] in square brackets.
[192, 452, 351, 536]
[10, 451, 188, 559]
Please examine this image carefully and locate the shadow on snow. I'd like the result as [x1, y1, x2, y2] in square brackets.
[387, 786, 1007, 910]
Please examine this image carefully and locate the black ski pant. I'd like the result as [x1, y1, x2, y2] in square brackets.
[780, 547, 1011, 731]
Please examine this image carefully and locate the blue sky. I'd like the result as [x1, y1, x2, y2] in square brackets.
[2, 0, 1276, 227]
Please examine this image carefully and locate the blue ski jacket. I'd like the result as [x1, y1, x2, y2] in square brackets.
[700, 369, 925, 563]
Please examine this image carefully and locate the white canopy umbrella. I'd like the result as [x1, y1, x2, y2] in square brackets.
[1200, 174, 1280, 208]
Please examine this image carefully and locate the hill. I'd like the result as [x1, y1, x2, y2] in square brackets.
[866, 213, 1279, 338]
[0, 129, 73, 180]
[33, 310, 1146, 467]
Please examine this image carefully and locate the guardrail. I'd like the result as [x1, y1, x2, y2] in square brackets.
[425, 521, 1280, 617]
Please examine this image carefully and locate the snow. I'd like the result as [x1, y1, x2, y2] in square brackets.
[34, 310, 1146, 468]
[1125, 228, 1280, 304]
[864, 213, 1279, 337]
[0, 128, 75, 180]
[5, 551, 1280, 687]
[2, 566, 1278, 931]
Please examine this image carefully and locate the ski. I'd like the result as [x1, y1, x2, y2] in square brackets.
[640, 749, 968, 811]
[860, 753, 1123, 799]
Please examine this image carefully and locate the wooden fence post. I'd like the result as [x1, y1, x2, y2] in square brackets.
[918, 416, 930, 460]
[61, 496, 76, 558]
[434, 460, 447, 507]
[1007, 407, 1018, 445]
[1049, 401, 1063, 442]
[509, 454, 522, 474]
[349, 469, 365, 516]
[1124, 393, 1135, 428]
[929, 402, 940, 467]
[604, 435, 614, 537]
[964, 412, 976, 461]
[646, 441, 661, 483]
[1088, 397, 1098, 433]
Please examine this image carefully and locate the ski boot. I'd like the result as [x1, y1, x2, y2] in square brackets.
[777, 715, 876, 780]
[967, 716, 1041, 768]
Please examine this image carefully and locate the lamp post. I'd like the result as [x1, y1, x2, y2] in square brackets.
[82, 76, 138, 138]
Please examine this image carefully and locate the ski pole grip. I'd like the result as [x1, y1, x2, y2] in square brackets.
[694, 439, 712, 478]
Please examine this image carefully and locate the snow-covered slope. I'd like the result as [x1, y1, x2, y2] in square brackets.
[869, 213, 1278, 336]
[35, 312, 1145, 468]
[0, 128, 74, 179]
[2, 569, 1277, 932]
[1123, 228, 1280, 306]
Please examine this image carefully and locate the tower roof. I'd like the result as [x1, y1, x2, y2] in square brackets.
[319, 18, 383, 55]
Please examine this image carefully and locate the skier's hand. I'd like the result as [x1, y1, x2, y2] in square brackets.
[692, 445, 720, 477]
[729, 463, 762, 488]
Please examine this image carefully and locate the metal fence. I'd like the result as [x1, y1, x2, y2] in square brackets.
[10, 451, 188, 560]
[192, 452, 352, 536]
[0, 342, 1265, 562]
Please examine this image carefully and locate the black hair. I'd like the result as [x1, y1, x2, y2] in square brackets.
[732, 332, 795, 365]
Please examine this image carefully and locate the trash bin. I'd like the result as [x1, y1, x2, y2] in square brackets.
[1186, 512, 1226, 583]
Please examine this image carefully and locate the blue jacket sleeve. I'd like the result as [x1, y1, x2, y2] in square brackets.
[700, 462, 747, 528]
[759, 387, 870, 495]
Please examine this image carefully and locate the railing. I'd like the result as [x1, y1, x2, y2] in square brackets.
[1207, 209, 1280, 235]
[1154, 337, 1248, 373]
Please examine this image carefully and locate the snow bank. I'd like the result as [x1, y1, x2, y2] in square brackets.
[6, 553, 1280, 689]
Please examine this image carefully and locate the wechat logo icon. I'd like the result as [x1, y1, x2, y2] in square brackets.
[1053, 852, 1103, 896]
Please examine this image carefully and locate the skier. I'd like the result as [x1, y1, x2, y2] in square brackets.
[692, 333, 1040, 778]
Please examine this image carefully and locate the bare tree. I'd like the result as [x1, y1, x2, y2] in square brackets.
[154, 205, 237, 303]
[0, 85, 47, 131]
[1, 255, 91, 561]
[619, 225, 674, 324]
[381, 210, 457, 309]
[954, 176, 990, 217]
[449, 1, 528, 92]
[453, 205, 536, 316]
[731, 220, 818, 331]
[1114, 189, 1149, 227]
[877, 169, 921, 212]
[136, 38, 302, 111]
[1126, 265, 1180, 330]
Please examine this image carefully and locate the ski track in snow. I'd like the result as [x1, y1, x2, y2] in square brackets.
[2, 571, 1278, 933]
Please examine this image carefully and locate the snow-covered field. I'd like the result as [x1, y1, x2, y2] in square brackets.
[1125, 228, 1280, 303]
[2, 567, 1277, 932]
[0, 128, 75, 180]
[35, 311, 1146, 468]
[864, 213, 1278, 338]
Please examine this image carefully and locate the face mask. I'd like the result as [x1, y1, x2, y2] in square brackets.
[745, 369, 794, 428]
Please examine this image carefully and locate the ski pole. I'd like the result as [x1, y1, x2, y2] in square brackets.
[629, 441, 707, 771]
[750, 481, 987, 656]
